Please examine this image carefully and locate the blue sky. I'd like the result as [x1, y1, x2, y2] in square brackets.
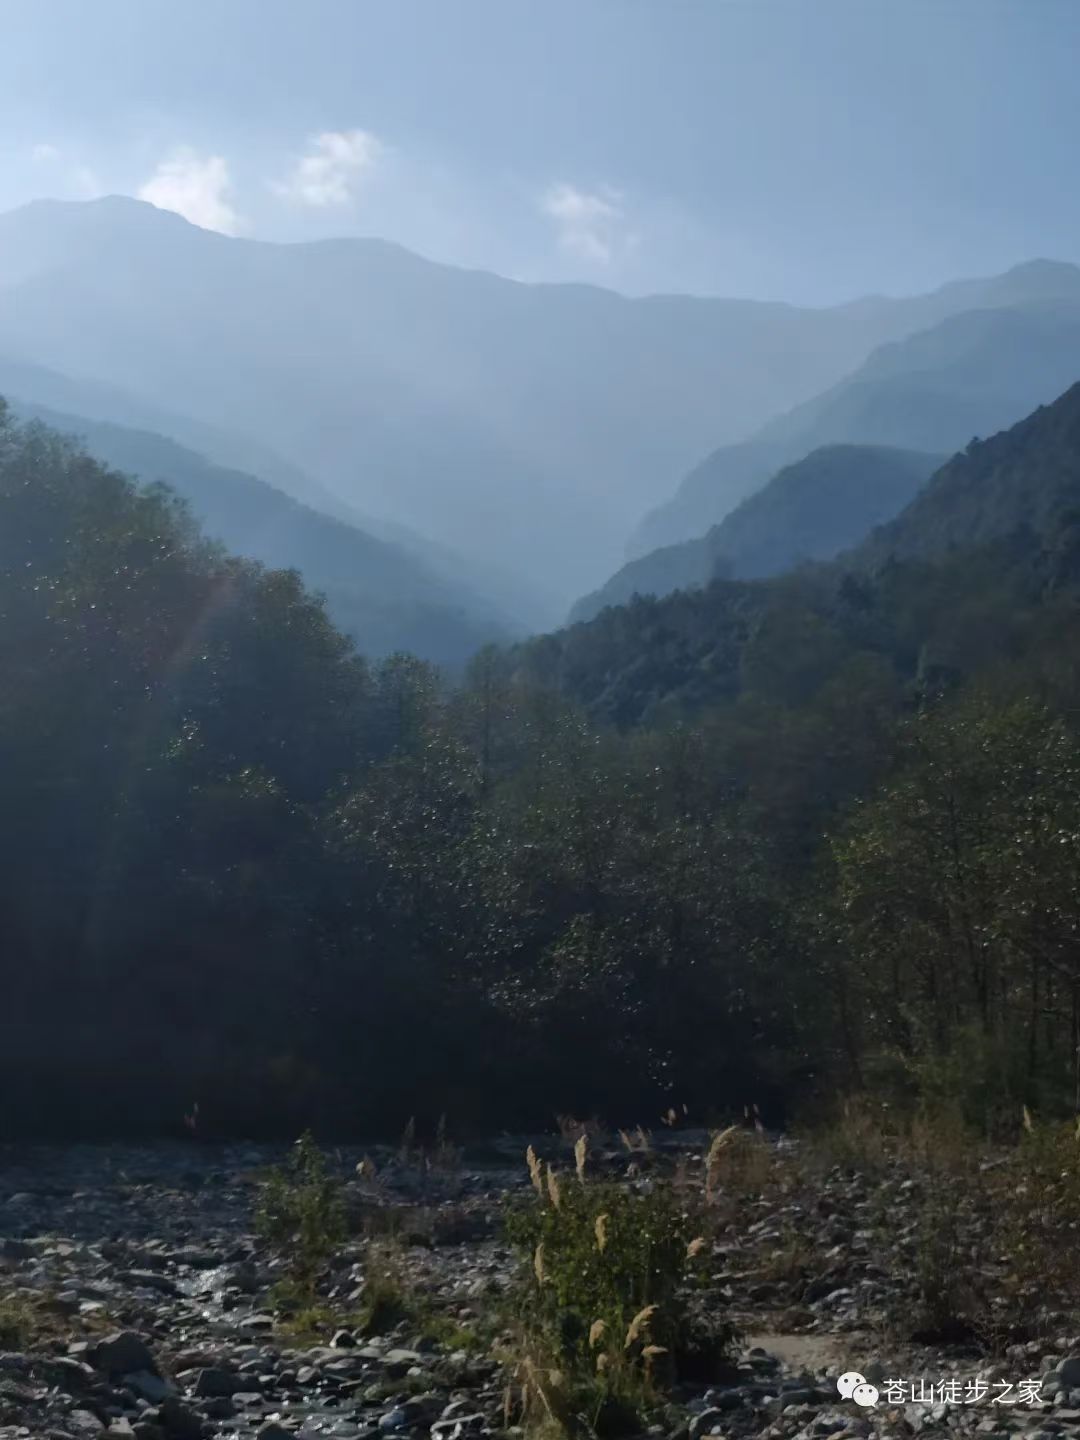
[2, 0, 1078, 303]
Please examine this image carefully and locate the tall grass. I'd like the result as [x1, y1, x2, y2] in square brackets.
[503, 1144, 730, 1437]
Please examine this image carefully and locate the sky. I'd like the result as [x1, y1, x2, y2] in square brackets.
[1, 0, 1079, 304]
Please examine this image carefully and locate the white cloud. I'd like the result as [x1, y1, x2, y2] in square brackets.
[137, 147, 241, 234]
[541, 182, 630, 264]
[272, 129, 382, 207]
[29, 142, 60, 164]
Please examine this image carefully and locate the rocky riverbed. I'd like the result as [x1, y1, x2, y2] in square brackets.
[0, 1136, 1075, 1440]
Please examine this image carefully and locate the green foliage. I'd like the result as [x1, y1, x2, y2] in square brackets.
[832, 693, 1080, 1122]
[354, 1241, 410, 1337]
[12, 380, 1080, 1138]
[255, 1133, 346, 1305]
[17, 399, 512, 670]
[503, 1152, 723, 1435]
[992, 1115, 1080, 1329]
[0, 1293, 32, 1348]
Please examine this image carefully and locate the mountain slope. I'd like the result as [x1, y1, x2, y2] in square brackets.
[571, 444, 940, 622]
[3, 198, 1080, 610]
[852, 381, 1080, 568]
[0, 352, 544, 630]
[521, 382, 1080, 727]
[633, 299, 1080, 556]
[14, 401, 515, 668]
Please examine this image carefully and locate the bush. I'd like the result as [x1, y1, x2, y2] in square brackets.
[503, 1144, 727, 1436]
[0, 1293, 31, 1348]
[255, 1132, 347, 1308]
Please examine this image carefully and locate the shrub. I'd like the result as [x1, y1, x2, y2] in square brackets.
[355, 1240, 410, 1336]
[0, 1293, 31, 1348]
[503, 1146, 726, 1436]
[255, 1131, 347, 1308]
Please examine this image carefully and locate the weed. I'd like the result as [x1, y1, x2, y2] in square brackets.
[503, 1147, 729, 1437]
[355, 1240, 410, 1336]
[704, 1125, 772, 1199]
[0, 1293, 32, 1348]
[255, 1131, 347, 1308]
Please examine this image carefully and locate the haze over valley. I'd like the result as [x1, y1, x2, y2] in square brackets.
[8, 9, 1080, 1440]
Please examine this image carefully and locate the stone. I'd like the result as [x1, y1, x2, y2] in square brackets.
[191, 1367, 237, 1397]
[124, 1370, 175, 1403]
[124, 1270, 180, 1297]
[256, 1425, 293, 1440]
[383, 1348, 423, 1378]
[156, 1397, 205, 1440]
[1058, 1359, 1080, 1388]
[767, 1388, 821, 1413]
[69, 1411, 106, 1436]
[431, 1416, 485, 1439]
[332, 1328, 357, 1348]
[91, 1332, 158, 1377]
[199, 1396, 235, 1420]
[690, 1408, 728, 1437]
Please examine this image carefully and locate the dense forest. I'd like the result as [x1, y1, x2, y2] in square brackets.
[5, 383, 1080, 1141]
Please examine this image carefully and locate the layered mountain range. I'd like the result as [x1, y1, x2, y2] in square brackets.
[4, 197, 1080, 632]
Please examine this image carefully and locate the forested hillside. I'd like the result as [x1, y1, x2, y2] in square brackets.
[13, 402, 515, 667]
[6, 385, 1080, 1138]
[634, 298, 1080, 557]
[572, 444, 940, 622]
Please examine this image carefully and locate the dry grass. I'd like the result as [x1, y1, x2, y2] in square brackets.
[704, 1126, 773, 1198]
[502, 1140, 730, 1438]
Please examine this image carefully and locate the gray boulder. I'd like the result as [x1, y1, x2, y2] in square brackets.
[90, 1331, 158, 1377]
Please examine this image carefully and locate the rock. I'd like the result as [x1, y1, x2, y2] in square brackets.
[156, 1397, 205, 1440]
[255, 1425, 293, 1440]
[124, 1369, 175, 1402]
[90, 1332, 158, 1377]
[333, 1328, 357, 1348]
[380, 1409, 411, 1432]
[431, 1415, 485, 1439]
[383, 1348, 423, 1378]
[191, 1366, 237, 1397]
[1058, 1358, 1080, 1388]
[766, 1387, 822, 1413]
[690, 1408, 728, 1437]
[124, 1270, 180, 1296]
[438, 1402, 484, 1424]
[69, 1411, 107, 1436]
[55, 1355, 95, 1389]
[199, 1396, 234, 1420]
[400, 1395, 443, 1423]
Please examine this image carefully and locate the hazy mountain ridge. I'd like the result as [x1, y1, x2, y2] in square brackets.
[13, 400, 516, 667]
[3, 198, 1077, 614]
[571, 444, 941, 623]
[526, 381, 1080, 726]
[633, 292, 1080, 557]
[852, 380, 1080, 568]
